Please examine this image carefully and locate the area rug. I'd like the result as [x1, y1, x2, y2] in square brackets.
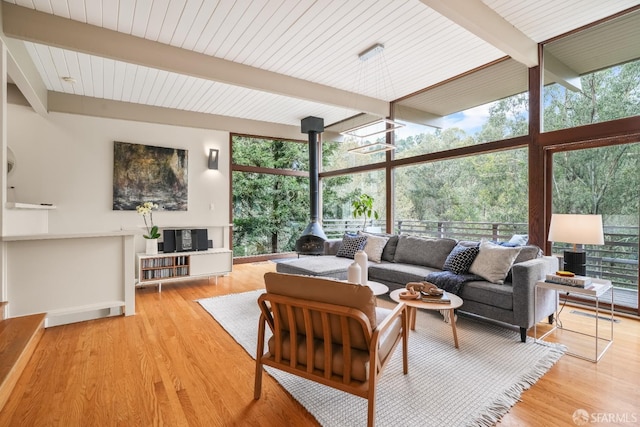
[198, 290, 565, 427]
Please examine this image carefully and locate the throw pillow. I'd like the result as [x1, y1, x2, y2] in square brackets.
[335, 234, 368, 259]
[508, 234, 529, 246]
[469, 241, 522, 284]
[443, 244, 480, 274]
[505, 244, 543, 282]
[381, 235, 399, 261]
[358, 231, 390, 263]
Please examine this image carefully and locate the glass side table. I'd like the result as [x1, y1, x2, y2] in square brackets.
[534, 278, 613, 362]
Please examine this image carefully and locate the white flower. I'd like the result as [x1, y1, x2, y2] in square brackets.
[136, 202, 160, 239]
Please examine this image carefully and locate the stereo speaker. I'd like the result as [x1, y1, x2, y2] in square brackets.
[163, 230, 176, 253]
[195, 229, 208, 251]
[162, 229, 208, 252]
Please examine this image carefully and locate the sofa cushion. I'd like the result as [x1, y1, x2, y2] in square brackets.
[275, 256, 353, 280]
[368, 262, 440, 286]
[358, 231, 390, 263]
[394, 235, 457, 269]
[469, 241, 522, 284]
[443, 244, 480, 274]
[460, 279, 514, 311]
[336, 234, 368, 259]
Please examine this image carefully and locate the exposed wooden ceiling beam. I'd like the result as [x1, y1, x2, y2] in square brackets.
[544, 52, 582, 92]
[0, 4, 47, 116]
[420, 0, 539, 68]
[48, 92, 303, 141]
[394, 105, 443, 129]
[4, 40, 48, 116]
[2, 3, 390, 118]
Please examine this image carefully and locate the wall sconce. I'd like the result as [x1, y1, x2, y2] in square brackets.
[208, 149, 219, 170]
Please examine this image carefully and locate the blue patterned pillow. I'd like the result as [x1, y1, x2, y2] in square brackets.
[336, 234, 368, 259]
[443, 244, 480, 274]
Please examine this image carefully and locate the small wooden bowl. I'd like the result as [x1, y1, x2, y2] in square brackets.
[399, 291, 421, 300]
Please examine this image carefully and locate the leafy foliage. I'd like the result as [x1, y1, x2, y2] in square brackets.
[351, 194, 380, 229]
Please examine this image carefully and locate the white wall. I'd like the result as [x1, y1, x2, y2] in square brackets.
[7, 104, 230, 244]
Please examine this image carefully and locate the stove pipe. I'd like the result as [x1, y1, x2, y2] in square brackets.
[296, 116, 327, 252]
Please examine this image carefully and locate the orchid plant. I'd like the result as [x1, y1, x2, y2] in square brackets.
[136, 202, 161, 239]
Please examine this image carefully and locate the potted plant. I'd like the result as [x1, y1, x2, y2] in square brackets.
[136, 202, 161, 254]
[351, 194, 380, 231]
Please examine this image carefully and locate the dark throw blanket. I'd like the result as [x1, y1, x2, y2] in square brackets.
[425, 271, 482, 295]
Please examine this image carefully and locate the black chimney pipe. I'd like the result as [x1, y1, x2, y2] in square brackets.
[300, 116, 327, 240]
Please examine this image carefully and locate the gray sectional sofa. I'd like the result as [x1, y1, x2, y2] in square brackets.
[276, 233, 559, 342]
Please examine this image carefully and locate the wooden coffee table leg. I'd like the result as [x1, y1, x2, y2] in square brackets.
[449, 309, 459, 348]
[410, 307, 417, 331]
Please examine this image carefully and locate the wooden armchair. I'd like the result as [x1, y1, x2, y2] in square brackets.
[254, 272, 408, 427]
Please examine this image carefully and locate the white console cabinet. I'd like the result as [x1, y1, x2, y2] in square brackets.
[137, 248, 232, 291]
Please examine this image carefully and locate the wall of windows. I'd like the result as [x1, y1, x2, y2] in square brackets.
[230, 9, 639, 313]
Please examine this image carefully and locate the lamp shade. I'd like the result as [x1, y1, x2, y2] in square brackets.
[548, 214, 604, 245]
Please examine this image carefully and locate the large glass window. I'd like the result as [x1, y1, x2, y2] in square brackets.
[551, 143, 639, 310]
[393, 58, 529, 160]
[322, 169, 386, 238]
[322, 135, 387, 172]
[232, 135, 309, 257]
[543, 10, 640, 131]
[232, 135, 308, 171]
[393, 148, 528, 240]
[232, 172, 309, 256]
[543, 59, 640, 131]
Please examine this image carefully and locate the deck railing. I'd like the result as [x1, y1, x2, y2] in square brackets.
[322, 219, 639, 292]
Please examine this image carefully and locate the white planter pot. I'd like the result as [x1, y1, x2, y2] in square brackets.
[145, 238, 158, 255]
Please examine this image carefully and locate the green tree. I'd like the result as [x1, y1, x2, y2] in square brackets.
[232, 137, 309, 256]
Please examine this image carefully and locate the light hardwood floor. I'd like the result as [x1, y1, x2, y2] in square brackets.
[1, 262, 638, 426]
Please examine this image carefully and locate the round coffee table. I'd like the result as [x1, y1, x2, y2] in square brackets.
[366, 280, 389, 296]
[389, 288, 463, 348]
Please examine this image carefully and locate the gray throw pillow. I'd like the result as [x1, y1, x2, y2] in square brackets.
[469, 241, 522, 284]
[505, 244, 543, 282]
[381, 235, 399, 262]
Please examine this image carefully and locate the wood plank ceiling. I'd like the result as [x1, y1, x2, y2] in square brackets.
[3, 0, 639, 135]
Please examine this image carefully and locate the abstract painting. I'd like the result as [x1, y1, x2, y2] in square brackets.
[113, 141, 188, 210]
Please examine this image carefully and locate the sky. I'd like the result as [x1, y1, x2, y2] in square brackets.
[395, 102, 494, 140]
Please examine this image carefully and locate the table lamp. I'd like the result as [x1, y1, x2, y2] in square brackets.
[548, 214, 604, 275]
